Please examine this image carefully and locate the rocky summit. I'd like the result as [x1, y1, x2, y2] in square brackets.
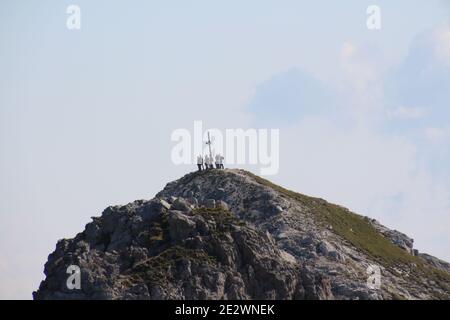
[34, 169, 450, 300]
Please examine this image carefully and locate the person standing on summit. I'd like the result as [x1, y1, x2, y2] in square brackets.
[204, 154, 210, 169]
[220, 154, 225, 169]
[215, 154, 221, 169]
[197, 155, 204, 171]
[208, 154, 214, 169]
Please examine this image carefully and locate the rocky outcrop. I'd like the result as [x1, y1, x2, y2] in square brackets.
[418, 253, 450, 274]
[34, 169, 450, 300]
[369, 219, 414, 254]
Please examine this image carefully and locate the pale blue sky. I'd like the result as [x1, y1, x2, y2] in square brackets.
[1, 0, 450, 299]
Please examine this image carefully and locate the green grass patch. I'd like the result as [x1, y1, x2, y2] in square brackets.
[149, 221, 164, 243]
[145, 213, 170, 247]
[242, 170, 450, 295]
[315, 202, 417, 266]
[242, 171, 416, 265]
[132, 246, 216, 286]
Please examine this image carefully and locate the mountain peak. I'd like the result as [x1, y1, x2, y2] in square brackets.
[34, 169, 450, 300]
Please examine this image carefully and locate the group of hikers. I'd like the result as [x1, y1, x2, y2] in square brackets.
[196, 154, 224, 171]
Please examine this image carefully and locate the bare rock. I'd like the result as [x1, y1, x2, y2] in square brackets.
[34, 169, 450, 300]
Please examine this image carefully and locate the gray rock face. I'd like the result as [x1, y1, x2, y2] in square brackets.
[369, 219, 414, 254]
[171, 198, 191, 212]
[418, 253, 450, 274]
[34, 169, 450, 300]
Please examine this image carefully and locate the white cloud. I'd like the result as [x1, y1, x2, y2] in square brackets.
[387, 106, 425, 119]
[338, 42, 384, 117]
[425, 126, 450, 142]
[341, 42, 357, 59]
[432, 24, 450, 67]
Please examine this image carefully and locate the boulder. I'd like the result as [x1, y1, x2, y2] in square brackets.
[204, 199, 216, 209]
[167, 211, 197, 241]
[215, 200, 229, 211]
[172, 198, 191, 212]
